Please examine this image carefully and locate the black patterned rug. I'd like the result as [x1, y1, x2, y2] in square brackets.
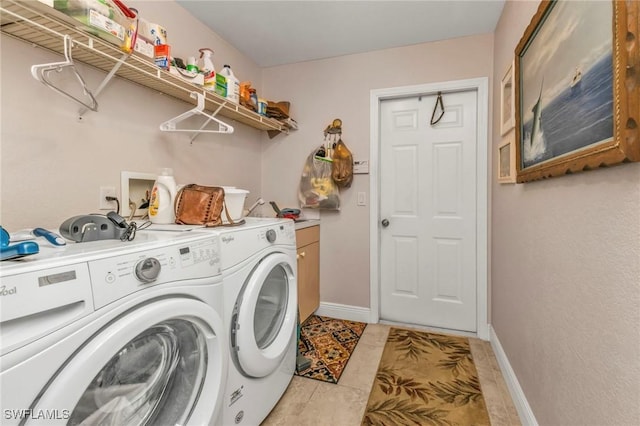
[295, 315, 367, 384]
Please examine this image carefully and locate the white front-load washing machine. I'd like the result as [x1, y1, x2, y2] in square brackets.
[212, 218, 298, 425]
[0, 231, 227, 425]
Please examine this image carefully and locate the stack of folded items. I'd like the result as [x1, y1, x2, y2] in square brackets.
[266, 101, 290, 120]
[266, 101, 298, 138]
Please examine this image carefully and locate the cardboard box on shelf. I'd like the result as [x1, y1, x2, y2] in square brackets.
[154, 44, 170, 70]
[136, 18, 167, 45]
[134, 37, 155, 59]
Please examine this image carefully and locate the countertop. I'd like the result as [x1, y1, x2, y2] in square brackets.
[294, 219, 320, 230]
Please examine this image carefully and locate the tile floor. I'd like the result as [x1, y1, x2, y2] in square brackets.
[262, 323, 521, 426]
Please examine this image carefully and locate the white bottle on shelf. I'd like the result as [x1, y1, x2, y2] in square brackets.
[149, 168, 177, 224]
[198, 48, 216, 92]
[219, 65, 240, 103]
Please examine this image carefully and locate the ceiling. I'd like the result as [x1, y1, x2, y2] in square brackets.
[177, 1, 505, 68]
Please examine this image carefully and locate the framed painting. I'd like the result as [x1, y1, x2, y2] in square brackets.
[498, 135, 516, 184]
[500, 61, 515, 135]
[515, 0, 639, 183]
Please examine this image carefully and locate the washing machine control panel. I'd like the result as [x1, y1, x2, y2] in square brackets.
[89, 236, 221, 309]
[218, 221, 296, 270]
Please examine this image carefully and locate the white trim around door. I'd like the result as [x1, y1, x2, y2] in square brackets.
[369, 77, 489, 340]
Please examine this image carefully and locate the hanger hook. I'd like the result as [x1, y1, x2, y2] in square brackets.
[63, 35, 74, 62]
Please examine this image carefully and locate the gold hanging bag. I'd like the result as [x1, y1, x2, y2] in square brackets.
[331, 138, 354, 188]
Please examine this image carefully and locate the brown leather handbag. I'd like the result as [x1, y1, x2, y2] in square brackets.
[174, 184, 232, 227]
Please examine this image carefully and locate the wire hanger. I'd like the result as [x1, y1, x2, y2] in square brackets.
[159, 92, 234, 142]
[430, 91, 445, 125]
[31, 35, 98, 112]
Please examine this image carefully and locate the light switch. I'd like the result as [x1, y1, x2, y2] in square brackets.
[357, 192, 367, 206]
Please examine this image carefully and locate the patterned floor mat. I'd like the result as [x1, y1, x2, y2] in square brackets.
[361, 327, 491, 425]
[295, 315, 367, 384]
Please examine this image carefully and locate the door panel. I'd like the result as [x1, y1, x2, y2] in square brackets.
[380, 90, 478, 332]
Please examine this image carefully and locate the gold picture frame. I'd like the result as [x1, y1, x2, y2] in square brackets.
[500, 61, 515, 136]
[515, 0, 639, 183]
[498, 135, 516, 184]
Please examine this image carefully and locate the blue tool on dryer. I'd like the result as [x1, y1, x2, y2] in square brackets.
[1, 226, 39, 261]
[9, 227, 66, 246]
[32, 227, 66, 246]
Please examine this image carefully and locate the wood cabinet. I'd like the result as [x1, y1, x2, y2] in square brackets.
[296, 225, 319, 322]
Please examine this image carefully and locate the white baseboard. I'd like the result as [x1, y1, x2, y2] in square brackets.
[489, 325, 538, 426]
[314, 302, 371, 323]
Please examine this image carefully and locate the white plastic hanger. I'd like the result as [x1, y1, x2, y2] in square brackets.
[159, 92, 234, 141]
[31, 35, 98, 112]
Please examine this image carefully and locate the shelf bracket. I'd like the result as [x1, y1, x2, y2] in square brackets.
[78, 52, 131, 119]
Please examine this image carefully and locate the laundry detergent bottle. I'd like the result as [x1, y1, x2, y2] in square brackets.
[149, 168, 177, 224]
[219, 65, 240, 103]
[198, 48, 216, 91]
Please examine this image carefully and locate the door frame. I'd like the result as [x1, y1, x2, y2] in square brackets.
[369, 77, 489, 340]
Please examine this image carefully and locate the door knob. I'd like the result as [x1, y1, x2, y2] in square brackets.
[381, 219, 389, 227]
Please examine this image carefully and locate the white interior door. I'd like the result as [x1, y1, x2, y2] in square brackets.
[379, 90, 478, 332]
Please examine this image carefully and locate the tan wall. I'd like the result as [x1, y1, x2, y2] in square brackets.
[491, 2, 640, 425]
[0, 1, 265, 230]
[261, 33, 494, 307]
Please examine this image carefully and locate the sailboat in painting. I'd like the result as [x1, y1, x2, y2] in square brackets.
[524, 79, 547, 163]
[530, 81, 543, 146]
[570, 67, 582, 89]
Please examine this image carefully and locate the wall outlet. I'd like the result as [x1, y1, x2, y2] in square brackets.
[99, 186, 117, 210]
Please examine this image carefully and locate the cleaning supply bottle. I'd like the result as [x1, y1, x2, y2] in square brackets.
[249, 88, 258, 112]
[198, 48, 216, 91]
[219, 65, 240, 103]
[149, 168, 177, 224]
[186, 56, 199, 73]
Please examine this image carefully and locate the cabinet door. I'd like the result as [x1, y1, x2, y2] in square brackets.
[297, 241, 319, 322]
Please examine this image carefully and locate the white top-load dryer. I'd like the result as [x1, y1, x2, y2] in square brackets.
[204, 218, 298, 425]
[0, 231, 227, 425]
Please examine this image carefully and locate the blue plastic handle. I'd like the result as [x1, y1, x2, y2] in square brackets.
[1, 240, 39, 261]
[0, 227, 9, 248]
[33, 227, 66, 246]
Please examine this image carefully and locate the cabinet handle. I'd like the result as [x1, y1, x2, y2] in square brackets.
[297, 251, 306, 260]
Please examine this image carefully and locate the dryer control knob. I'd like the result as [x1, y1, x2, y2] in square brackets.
[266, 229, 277, 243]
[135, 257, 161, 283]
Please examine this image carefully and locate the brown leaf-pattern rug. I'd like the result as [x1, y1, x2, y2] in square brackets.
[362, 328, 491, 426]
[295, 315, 367, 384]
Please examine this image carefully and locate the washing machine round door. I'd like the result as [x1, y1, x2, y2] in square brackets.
[233, 252, 297, 378]
[30, 298, 227, 426]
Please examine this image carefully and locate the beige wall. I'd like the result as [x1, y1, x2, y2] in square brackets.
[261, 33, 494, 308]
[491, 2, 640, 425]
[0, 1, 265, 230]
[3, 2, 638, 423]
